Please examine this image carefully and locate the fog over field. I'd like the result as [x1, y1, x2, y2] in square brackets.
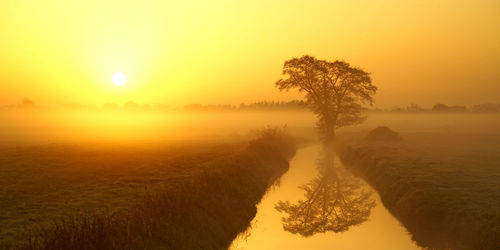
[1, 108, 499, 144]
[2, 1, 499, 248]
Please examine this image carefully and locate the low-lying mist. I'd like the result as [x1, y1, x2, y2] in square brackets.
[1, 108, 499, 145]
[0, 108, 315, 145]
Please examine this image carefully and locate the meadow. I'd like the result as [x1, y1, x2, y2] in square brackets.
[339, 132, 500, 249]
[0, 128, 296, 249]
[2, 110, 499, 249]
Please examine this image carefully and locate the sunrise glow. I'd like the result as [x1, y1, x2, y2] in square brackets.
[112, 72, 127, 86]
[1, 1, 499, 249]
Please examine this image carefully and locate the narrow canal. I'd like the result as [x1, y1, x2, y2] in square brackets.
[231, 144, 421, 250]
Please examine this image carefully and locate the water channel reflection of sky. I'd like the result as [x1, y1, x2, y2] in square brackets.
[231, 145, 422, 250]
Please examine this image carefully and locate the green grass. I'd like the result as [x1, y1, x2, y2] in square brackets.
[339, 133, 500, 250]
[1, 128, 296, 249]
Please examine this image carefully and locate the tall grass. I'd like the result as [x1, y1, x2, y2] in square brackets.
[339, 135, 500, 250]
[17, 128, 296, 250]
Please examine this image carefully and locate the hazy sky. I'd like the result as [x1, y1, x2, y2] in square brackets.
[1, 0, 499, 108]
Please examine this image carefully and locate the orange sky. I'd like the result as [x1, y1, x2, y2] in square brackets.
[1, 0, 499, 108]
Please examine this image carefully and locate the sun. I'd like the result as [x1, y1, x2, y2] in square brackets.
[112, 72, 127, 86]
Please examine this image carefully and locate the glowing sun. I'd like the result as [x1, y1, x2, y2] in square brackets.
[112, 72, 127, 86]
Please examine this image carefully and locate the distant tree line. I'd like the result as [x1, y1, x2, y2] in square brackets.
[0, 98, 36, 109]
[239, 100, 306, 110]
[59, 100, 306, 111]
[182, 100, 306, 111]
[2, 98, 500, 113]
[370, 103, 500, 113]
[181, 102, 500, 113]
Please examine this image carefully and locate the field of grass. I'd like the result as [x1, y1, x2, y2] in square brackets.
[0, 129, 296, 249]
[339, 133, 500, 250]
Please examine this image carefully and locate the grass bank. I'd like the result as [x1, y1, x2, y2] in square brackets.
[339, 133, 500, 250]
[3, 129, 295, 249]
[1, 141, 241, 248]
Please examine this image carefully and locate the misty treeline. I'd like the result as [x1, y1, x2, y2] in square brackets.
[376, 103, 500, 113]
[0, 99, 306, 111]
[2, 99, 499, 113]
[184, 100, 306, 111]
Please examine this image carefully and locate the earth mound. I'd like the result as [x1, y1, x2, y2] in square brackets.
[364, 126, 402, 142]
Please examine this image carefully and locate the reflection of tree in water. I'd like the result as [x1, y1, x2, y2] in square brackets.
[275, 147, 376, 236]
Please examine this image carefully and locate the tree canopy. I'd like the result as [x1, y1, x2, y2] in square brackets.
[276, 55, 377, 142]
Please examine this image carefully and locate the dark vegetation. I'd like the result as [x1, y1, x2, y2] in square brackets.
[275, 55, 377, 143]
[371, 103, 500, 113]
[364, 126, 402, 142]
[185, 100, 306, 111]
[339, 132, 500, 250]
[3, 97, 500, 114]
[1, 142, 241, 248]
[2, 128, 296, 250]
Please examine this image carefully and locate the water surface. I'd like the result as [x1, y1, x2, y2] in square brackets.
[231, 145, 421, 250]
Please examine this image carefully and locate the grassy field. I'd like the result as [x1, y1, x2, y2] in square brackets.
[339, 133, 500, 250]
[0, 129, 296, 249]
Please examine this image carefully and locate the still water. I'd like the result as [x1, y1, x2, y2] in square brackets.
[231, 144, 421, 250]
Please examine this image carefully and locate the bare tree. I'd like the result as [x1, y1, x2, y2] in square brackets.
[275, 55, 377, 143]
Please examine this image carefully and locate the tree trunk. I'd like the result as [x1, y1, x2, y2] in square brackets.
[327, 130, 335, 146]
[324, 125, 336, 147]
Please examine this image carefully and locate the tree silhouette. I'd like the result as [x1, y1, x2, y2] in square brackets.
[124, 101, 139, 109]
[21, 98, 35, 108]
[275, 147, 375, 236]
[275, 55, 377, 143]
